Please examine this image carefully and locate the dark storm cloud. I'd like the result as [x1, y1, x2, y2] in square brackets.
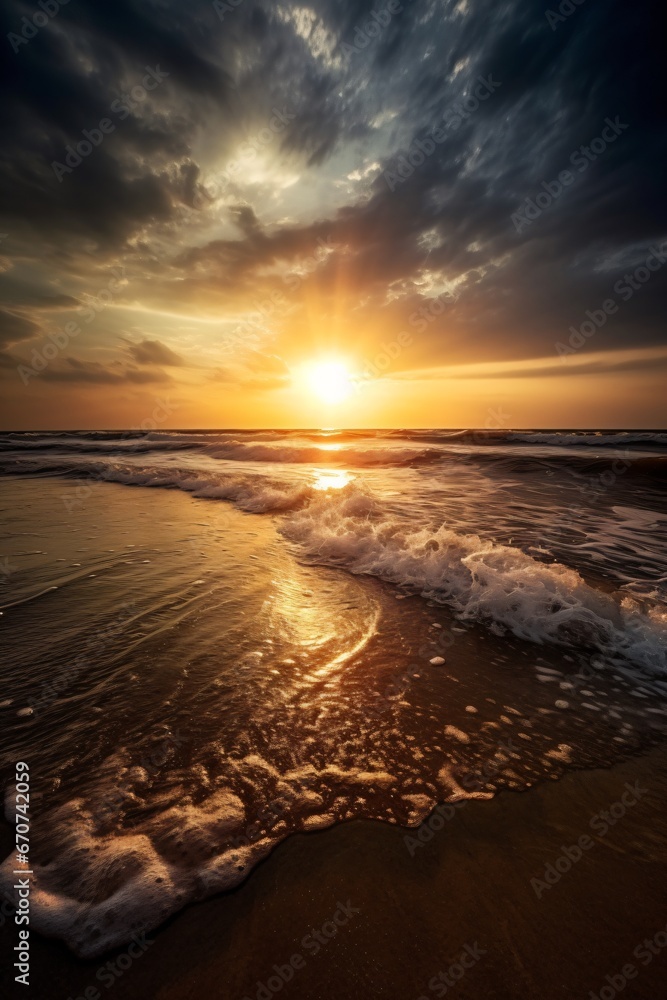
[328, 0, 666, 356]
[0, 0, 664, 378]
[0, 0, 234, 247]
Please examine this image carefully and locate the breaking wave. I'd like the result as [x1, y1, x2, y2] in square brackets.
[280, 485, 667, 675]
[2, 449, 663, 674]
[2, 431, 667, 958]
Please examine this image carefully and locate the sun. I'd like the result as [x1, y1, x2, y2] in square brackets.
[303, 359, 354, 405]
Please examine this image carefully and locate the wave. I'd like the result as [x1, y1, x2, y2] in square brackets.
[280, 486, 667, 675]
[201, 441, 447, 466]
[0, 746, 496, 958]
[0, 432, 207, 455]
[507, 431, 667, 448]
[2, 437, 666, 479]
[450, 449, 667, 478]
[2, 429, 667, 459]
[0, 438, 448, 468]
[0, 458, 317, 514]
[3, 453, 664, 674]
[1, 461, 666, 958]
[400, 430, 667, 449]
[362, 429, 667, 449]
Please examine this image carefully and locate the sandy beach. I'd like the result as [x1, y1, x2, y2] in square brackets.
[1, 458, 667, 999]
[2, 0, 666, 991]
[2, 743, 666, 999]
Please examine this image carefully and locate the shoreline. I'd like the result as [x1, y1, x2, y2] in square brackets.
[2, 742, 667, 999]
[1, 473, 667, 998]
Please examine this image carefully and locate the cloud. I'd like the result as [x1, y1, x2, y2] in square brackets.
[0, 309, 42, 348]
[125, 338, 186, 367]
[391, 346, 667, 382]
[24, 356, 172, 385]
[0, 0, 663, 423]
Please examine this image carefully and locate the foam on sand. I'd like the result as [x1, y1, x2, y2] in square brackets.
[0, 756, 472, 957]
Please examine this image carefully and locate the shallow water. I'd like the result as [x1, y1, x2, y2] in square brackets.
[1, 430, 666, 955]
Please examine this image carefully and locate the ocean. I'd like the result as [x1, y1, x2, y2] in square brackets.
[1, 429, 666, 957]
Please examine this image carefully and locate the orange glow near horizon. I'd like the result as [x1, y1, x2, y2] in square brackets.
[1, 344, 666, 431]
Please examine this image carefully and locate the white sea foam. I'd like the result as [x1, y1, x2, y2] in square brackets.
[1, 450, 665, 672]
[2, 432, 667, 960]
[0, 791, 270, 958]
[0, 760, 428, 957]
[280, 486, 667, 675]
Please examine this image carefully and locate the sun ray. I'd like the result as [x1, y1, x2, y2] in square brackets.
[302, 359, 354, 405]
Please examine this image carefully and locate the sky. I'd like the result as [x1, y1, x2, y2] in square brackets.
[0, 0, 665, 429]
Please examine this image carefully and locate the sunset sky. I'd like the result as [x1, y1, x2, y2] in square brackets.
[0, 0, 664, 429]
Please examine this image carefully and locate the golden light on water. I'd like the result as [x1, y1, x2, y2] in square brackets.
[312, 469, 354, 491]
[262, 549, 378, 681]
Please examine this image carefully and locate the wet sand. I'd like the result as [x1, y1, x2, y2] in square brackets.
[2, 743, 667, 1000]
[1, 475, 667, 998]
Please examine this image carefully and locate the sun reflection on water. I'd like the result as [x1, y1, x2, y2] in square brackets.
[312, 469, 354, 491]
